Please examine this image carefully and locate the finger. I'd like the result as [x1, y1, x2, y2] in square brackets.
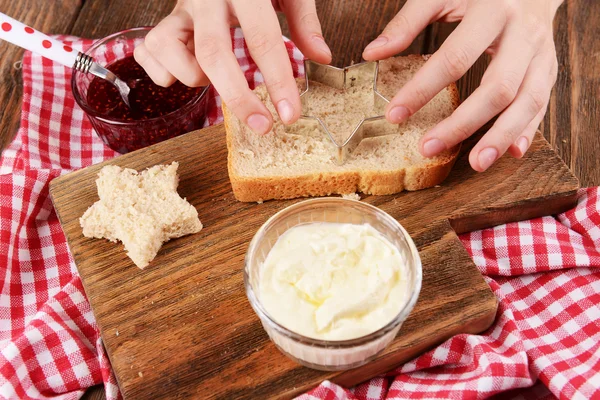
[192, 0, 273, 134]
[133, 43, 177, 87]
[508, 58, 558, 158]
[142, 12, 208, 87]
[506, 100, 547, 158]
[418, 26, 536, 157]
[280, 0, 331, 64]
[233, 0, 302, 125]
[385, 4, 505, 124]
[363, 0, 444, 60]
[469, 49, 556, 171]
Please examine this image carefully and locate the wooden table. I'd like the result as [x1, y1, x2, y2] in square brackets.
[0, 1, 597, 399]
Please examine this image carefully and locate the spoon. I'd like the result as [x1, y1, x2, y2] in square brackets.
[0, 12, 131, 107]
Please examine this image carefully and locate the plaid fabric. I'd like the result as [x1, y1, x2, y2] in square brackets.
[0, 27, 598, 400]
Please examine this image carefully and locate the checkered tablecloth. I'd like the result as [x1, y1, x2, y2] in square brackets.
[1, 28, 599, 400]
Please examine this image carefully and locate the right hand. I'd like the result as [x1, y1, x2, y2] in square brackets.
[134, 0, 332, 134]
[362, 0, 561, 172]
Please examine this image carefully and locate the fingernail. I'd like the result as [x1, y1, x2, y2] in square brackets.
[312, 35, 332, 57]
[247, 114, 271, 135]
[387, 106, 410, 123]
[516, 136, 529, 156]
[477, 147, 499, 171]
[422, 138, 446, 157]
[365, 36, 388, 52]
[277, 99, 295, 124]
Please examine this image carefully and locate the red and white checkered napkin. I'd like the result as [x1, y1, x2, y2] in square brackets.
[0, 28, 598, 400]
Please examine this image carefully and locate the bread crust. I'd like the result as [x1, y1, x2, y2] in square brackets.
[223, 56, 461, 203]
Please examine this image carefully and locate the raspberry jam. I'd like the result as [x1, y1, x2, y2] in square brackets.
[82, 56, 208, 153]
[87, 56, 202, 120]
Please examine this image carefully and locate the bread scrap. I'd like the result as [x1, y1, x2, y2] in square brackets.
[341, 193, 361, 201]
[223, 55, 460, 202]
[80, 162, 202, 269]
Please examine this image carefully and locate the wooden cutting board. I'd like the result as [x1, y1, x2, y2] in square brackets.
[50, 124, 579, 399]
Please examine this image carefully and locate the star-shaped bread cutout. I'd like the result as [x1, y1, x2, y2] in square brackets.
[293, 60, 397, 164]
[301, 79, 379, 146]
[80, 162, 202, 269]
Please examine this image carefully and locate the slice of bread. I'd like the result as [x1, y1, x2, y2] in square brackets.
[223, 55, 460, 203]
[80, 162, 202, 269]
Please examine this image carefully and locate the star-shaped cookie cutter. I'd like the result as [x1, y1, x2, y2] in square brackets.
[295, 59, 396, 165]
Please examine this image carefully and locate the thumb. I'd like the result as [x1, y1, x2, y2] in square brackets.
[280, 0, 332, 64]
[363, 0, 444, 61]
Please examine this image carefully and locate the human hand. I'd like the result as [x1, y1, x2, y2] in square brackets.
[134, 0, 332, 135]
[363, 0, 563, 172]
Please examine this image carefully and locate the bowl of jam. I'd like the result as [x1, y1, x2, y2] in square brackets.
[71, 27, 209, 153]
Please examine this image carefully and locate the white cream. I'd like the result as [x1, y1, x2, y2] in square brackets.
[259, 222, 408, 341]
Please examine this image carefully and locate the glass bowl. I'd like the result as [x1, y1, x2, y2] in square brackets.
[244, 198, 422, 371]
[71, 27, 210, 154]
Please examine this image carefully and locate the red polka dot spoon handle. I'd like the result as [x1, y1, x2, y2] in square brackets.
[0, 12, 131, 107]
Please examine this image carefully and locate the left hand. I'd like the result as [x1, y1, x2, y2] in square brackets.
[363, 0, 563, 172]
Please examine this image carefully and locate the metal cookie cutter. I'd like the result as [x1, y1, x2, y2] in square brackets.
[295, 59, 397, 165]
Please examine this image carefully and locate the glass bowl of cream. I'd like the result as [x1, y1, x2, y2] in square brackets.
[244, 198, 422, 371]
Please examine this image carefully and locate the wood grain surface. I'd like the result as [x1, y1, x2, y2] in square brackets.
[541, 0, 600, 188]
[50, 122, 578, 399]
[68, 0, 176, 38]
